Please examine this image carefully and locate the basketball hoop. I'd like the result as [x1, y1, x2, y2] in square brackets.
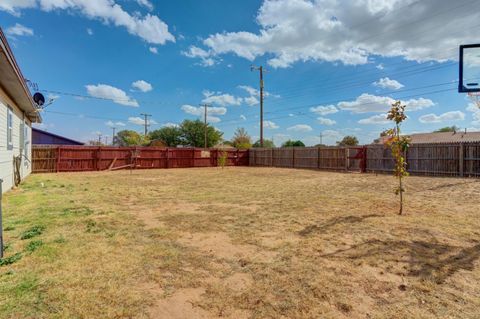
[468, 92, 480, 108]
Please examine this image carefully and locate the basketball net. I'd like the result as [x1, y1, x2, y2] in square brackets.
[468, 92, 480, 108]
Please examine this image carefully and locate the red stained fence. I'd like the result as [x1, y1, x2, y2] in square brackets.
[32, 146, 249, 173]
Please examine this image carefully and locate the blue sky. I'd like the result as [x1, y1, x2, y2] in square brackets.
[1, 0, 480, 145]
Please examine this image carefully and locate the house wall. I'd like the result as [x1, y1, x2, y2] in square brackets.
[0, 84, 32, 193]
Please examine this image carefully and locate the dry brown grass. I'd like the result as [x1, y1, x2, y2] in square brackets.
[1, 167, 480, 318]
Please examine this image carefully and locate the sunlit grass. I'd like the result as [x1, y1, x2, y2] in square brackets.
[0, 168, 479, 318]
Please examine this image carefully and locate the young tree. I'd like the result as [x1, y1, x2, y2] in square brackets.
[114, 130, 149, 146]
[149, 126, 182, 147]
[384, 101, 410, 215]
[179, 119, 223, 147]
[336, 136, 359, 146]
[282, 140, 305, 147]
[252, 139, 275, 148]
[231, 127, 252, 149]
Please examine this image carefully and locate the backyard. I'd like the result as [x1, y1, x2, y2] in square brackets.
[1, 167, 479, 318]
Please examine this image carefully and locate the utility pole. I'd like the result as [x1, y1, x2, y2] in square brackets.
[200, 104, 210, 148]
[140, 113, 152, 136]
[104, 136, 108, 145]
[97, 132, 102, 145]
[111, 127, 116, 146]
[251, 65, 264, 147]
[319, 132, 323, 145]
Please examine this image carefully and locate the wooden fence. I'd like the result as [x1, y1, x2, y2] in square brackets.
[250, 143, 480, 177]
[32, 146, 249, 173]
[249, 147, 349, 171]
[33, 143, 480, 177]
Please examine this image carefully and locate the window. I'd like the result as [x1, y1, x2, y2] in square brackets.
[7, 106, 13, 150]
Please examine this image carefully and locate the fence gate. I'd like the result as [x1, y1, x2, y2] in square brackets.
[347, 147, 367, 172]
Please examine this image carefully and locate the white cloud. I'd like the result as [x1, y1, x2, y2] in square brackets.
[86, 28, 93, 35]
[263, 120, 279, 129]
[194, 0, 477, 68]
[131, 80, 153, 92]
[149, 47, 158, 54]
[338, 93, 434, 113]
[240, 114, 247, 120]
[105, 120, 126, 127]
[2, 0, 174, 45]
[317, 117, 336, 126]
[244, 96, 259, 106]
[376, 63, 384, 70]
[287, 124, 312, 132]
[162, 122, 179, 128]
[181, 104, 227, 123]
[128, 116, 157, 126]
[135, 0, 153, 10]
[419, 111, 465, 123]
[182, 46, 215, 66]
[466, 102, 480, 125]
[373, 77, 404, 90]
[238, 85, 277, 98]
[6, 23, 33, 37]
[202, 91, 242, 107]
[310, 105, 338, 116]
[86, 84, 139, 107]
[358, 114, 389, 125]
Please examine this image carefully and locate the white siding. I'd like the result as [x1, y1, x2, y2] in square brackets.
[0, 88, 32, 193]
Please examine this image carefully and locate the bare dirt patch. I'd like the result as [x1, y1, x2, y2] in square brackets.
[2, 167, 480, 318]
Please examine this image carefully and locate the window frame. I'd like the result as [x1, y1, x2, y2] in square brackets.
[7, 106, 13, 150]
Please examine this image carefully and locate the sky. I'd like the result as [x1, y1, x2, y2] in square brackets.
[1, 0, 480, 146]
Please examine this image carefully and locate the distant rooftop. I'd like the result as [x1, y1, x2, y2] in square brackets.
[373, 130, 480, 144]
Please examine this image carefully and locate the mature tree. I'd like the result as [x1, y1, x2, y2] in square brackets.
[282, 140, 305, 147]
[252, 139, 275, 148]
[384, 101, 410, 215]
[179, 119, 223, 147]
[149, 126, 182, 147]
[434, 126, 459, 133]
[336, 135, 359, 146]
[114, 130, 149, 146]
[231, 127, 252, 149]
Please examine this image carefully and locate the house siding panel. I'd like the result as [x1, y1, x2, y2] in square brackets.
[0, 85, 32, 193]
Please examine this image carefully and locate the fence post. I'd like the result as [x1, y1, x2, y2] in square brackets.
[345, 148, 349, 171]
[292, 147, 295, 168]
[96, 147, 101, 171]
[166, 148, 170, 168]
[56, 146, 61, 172]
[459, 142, 464, 177]
[317, 147, 321, 169]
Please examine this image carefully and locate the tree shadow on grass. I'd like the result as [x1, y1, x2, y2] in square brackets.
[298, 214, 383, 237]
[425, 180, 479, 192]
[321, 238, 480, 283]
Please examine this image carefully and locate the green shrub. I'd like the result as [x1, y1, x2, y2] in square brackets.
[20, 226, 45, 240]
[0, 253, 22, 266]
[25, 240, 43, 253]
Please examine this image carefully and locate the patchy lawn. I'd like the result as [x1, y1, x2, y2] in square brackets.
[1, 167, 479, 318]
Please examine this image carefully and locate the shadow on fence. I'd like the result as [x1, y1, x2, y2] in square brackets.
[249, 142, 480, 177]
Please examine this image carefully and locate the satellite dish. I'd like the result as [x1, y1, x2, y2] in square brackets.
[33, 92, 45, 107]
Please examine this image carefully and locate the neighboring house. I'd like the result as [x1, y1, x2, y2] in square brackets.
[32, 128, 84, 145]
[373, 130, 480, 144]
[1, 28, 41, 193]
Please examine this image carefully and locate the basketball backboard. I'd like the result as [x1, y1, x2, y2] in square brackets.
[459, 44, 480, 93]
